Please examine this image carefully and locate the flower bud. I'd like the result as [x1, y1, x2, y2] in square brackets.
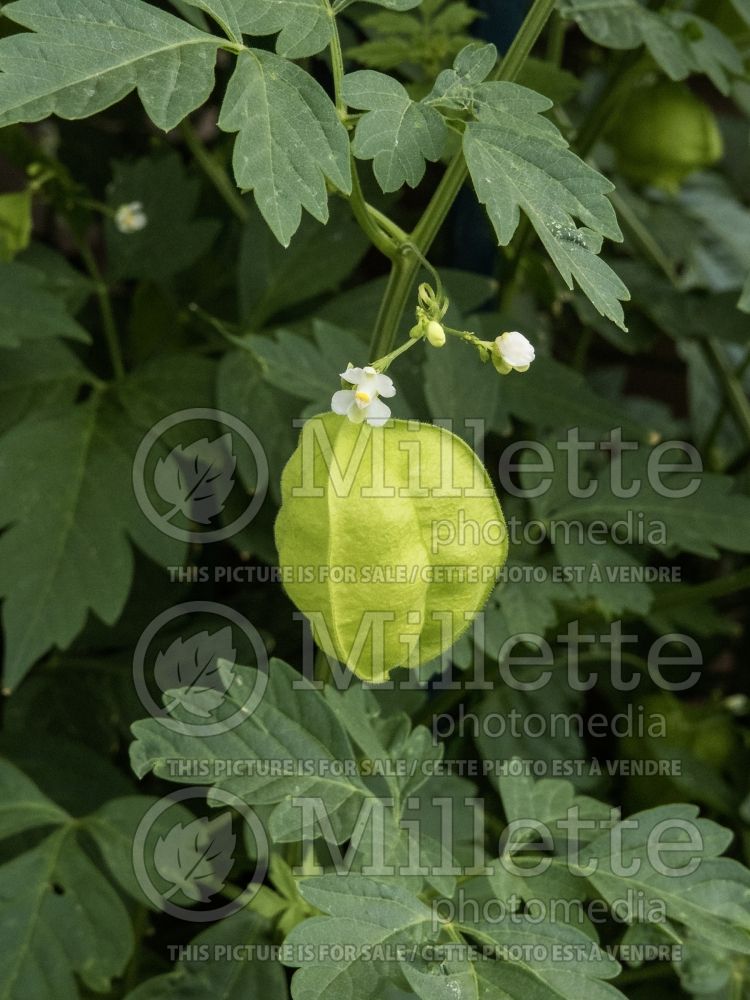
[426, 320, 446, 347]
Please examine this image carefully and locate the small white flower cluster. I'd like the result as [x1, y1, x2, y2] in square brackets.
[331, 366, 395, 427]
[114, 201, 148, 234]
[329, 332, 535, 427]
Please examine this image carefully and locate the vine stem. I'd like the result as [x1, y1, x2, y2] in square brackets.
[327, 12, 402, 259]
[77, 237, 124, 379]
[700, 340, 750, 454]
[180, 119, 248, 223]
[702, 345, 750, 458]
[368, 0, 557, 360]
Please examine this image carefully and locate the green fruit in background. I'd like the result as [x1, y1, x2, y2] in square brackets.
[275, 413, 507, 683]
[607, 82, 724, 193]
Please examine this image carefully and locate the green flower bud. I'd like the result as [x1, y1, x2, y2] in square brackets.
[426, 320, 446, 347]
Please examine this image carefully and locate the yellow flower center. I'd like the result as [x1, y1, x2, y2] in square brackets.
[355, 390, 371, 404]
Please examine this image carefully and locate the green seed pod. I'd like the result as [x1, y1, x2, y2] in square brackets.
[607, 82, 723, 193]
[275, 413, 508, 683]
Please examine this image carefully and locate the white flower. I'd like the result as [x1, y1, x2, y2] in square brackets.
[493, 331, 535, 373]
[114, 201, 148, 234]
[331, 365, 396, 427]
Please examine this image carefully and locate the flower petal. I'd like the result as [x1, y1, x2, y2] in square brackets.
[347, 400, 367, 423]
[331, 389, 355, 414]
[339, 367, 364, 385]
[375, 373, 396, 398]
[365, 397, 391, 427]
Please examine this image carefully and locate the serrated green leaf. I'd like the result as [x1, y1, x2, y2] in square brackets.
[547, 451, 750, 558]
[557, 0, 744, 90]
[124, 909, 287, 999]
[498, 766, 612, 847]
[0, 261, 89, 348]
[500, 357, 646, 437]
[556, 0, 693, 79]
[343, 70, 447, 191]
[459, 83, 629, 327]
[0, 340, 89, 436]
[18, 243, 94, 314]
[554, 538, 654, 615]
[473, 958, 624, 1000]
[238, 0, 423, 58]
[105, 153, 219, 281]
[668, 12, 744, 95]
[284, 875, 436, 999]
[579, 804, 750, 955]
[216, 348, 299, 504]
[179, 0, 243, 42]
[219, 49, 351, 246]
[475, 676, 593, 795]
[402, 958, 478, 1000]
[427, 41, 497, 104]
[0, 0, 221, 131]
[0, 395, 185, 691]
[237, 0, 333, 58]
[238, 200, 369, 328]
[130, 658, 373, 843]
[0, 757, 70, 838]
[244, 321, 368, 412]
[84, 795, 206, 911]
[0, 826, 133, 999]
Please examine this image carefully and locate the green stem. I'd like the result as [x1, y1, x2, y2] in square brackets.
[348, 163, 399, 258]
[78, 238, 124, 379]
[180, 119, 248, 224]
[546, 10, 567, 65]
[703, 344, 750, 458]
[701, 340, 750, 453]
[375, 331, 421, 370]
[327, 1, 347, 117]
[609, 188, 680, 284]
[370, 249, 417, 360]
[328, 12, 406, 259]
[574, 50, 647, 158]
[369, 0, 557, 358]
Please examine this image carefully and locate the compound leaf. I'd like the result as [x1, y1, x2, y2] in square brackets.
[343, 70, 447, 192]
[0, 0, 221, 131]
[218, 49, 351, 246]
